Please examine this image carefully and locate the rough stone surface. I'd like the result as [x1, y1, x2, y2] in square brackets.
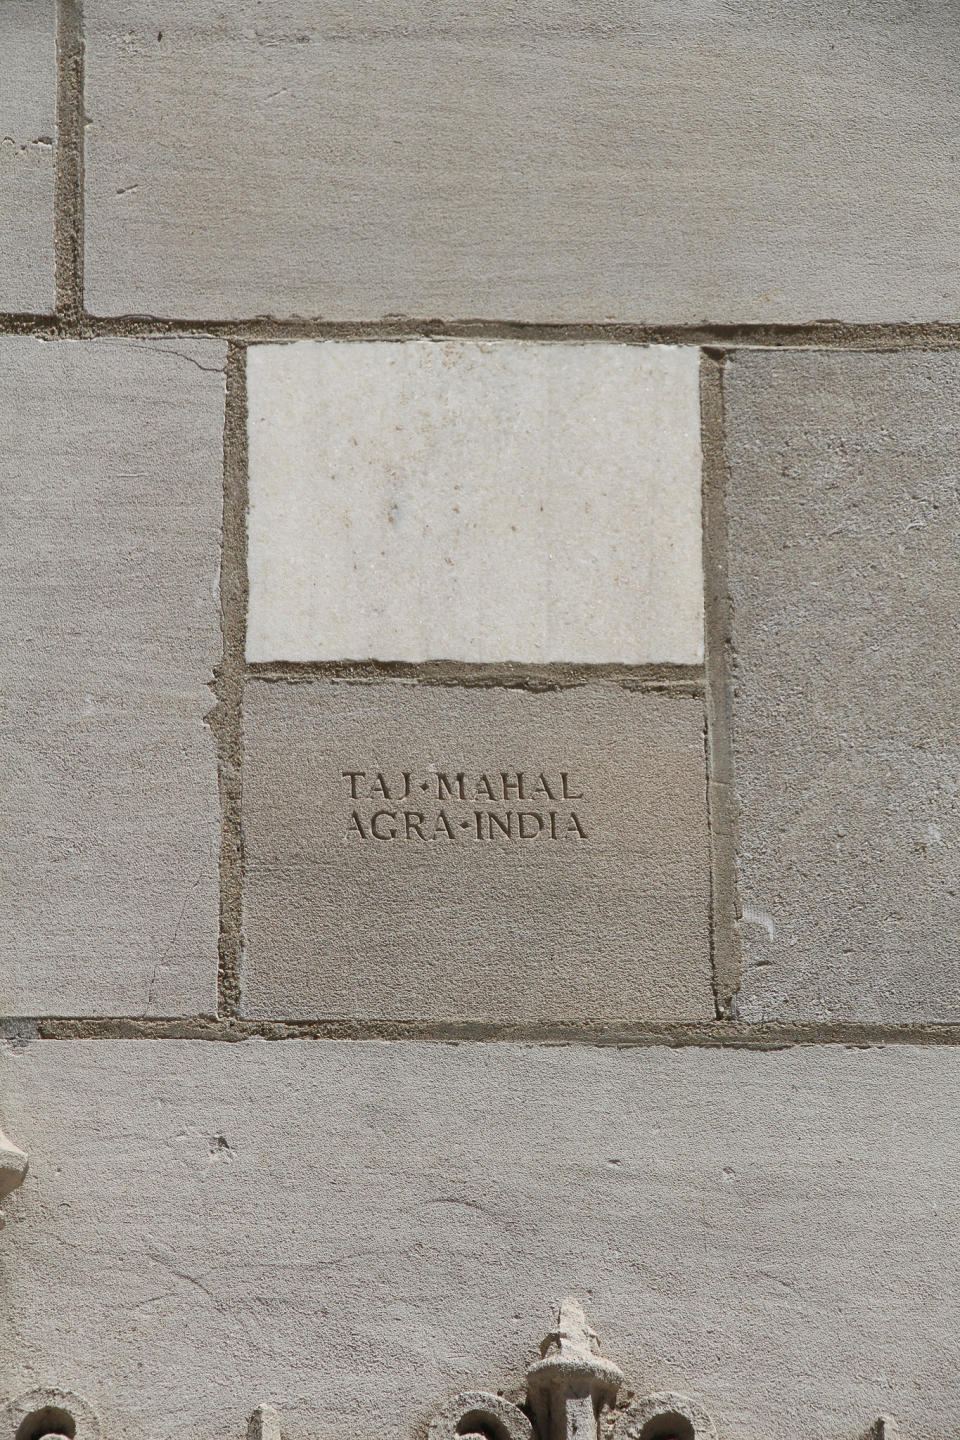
[82, 1, 960, 323]
[0, 1, 55, 312]
[0, 339, 224, 1016]
[4, 1040, 960, 1440]
[725, 350, 960, 1022]
[246, 342, 703, 665]
[241, 681, 711, 1021]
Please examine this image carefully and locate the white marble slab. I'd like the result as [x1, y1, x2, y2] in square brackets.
[246, 341, 703, 664]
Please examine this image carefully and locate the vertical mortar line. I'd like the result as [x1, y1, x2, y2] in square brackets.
[700, 350, 742, 1017]
[54, 0, 84, 327]
[216, 342, 249, 1017]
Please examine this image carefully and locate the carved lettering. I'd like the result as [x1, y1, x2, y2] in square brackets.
[342, 771, 366, 799]
[531, 773, 558, 801]
[370, 809, 398, 839]
[474, 774, 497, 802]
[340, 766, 593, 846]
[437, 773, 467, 801]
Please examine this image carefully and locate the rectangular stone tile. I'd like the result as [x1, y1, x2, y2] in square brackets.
[0, 339, 224, 1016]
[4, 1040, 960, 1440]
[241, 681, 711, 1021]
[246, 342, 703, 665]
[83, 2, 960, 323]
[725, 351, 960, 1022]
[0, 1, 55, 312]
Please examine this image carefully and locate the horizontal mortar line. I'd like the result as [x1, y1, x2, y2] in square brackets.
[9, 1018, 960, 1047]
[246, 660, 705, 693]
[5, 311, 960, 349]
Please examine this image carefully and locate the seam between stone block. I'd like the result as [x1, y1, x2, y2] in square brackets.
[700, 352, 742, 1018]
[54, 0, 83, 326]
[246, 661, 705, 693]
[8, 1017, 960, 1047]
[4, 313, 960, 348]
[212, 342, 248, 1019]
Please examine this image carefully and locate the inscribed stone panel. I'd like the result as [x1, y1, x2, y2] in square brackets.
[241, 680, 712, 1021]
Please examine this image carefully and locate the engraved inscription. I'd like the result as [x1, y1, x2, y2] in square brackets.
[341, 769, 589, 842]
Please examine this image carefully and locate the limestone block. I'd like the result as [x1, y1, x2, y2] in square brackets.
[82, 0, 960, 323]
[0, 339, 224, 1016]
[241, 680, 712, 1022]
[725, 350, 960, 1021]
[246, 341, 702, 665]
[0, 1, 55, 312]
[4, 1040, 960, 1440]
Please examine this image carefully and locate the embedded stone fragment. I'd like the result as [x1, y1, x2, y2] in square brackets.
[0, 1, 55, 312]
[4, 1040, 960, 1440]
[83, 1, 960, 322]
[724, 350, 960, 1021]
[246, 341, 703, 665]
[0, 339, 224, 1016]
[241, 680, 712, 1022]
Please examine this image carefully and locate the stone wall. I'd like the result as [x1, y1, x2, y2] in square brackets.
[2, 6, 959, 1440]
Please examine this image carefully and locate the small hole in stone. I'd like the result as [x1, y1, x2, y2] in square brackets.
[639, 1413, 695, 1440]
[16, 1409, 77, 1440]
[456, 1412, 511, 1440]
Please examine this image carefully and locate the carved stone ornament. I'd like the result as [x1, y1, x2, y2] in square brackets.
[0, 1302, 898, 1440]
[429, 1299, 713, 1440]
[0, 1127, 28, 1228]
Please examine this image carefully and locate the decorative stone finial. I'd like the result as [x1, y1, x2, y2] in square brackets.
[527, 1299, 624, 1440]
[248, 1406, 281, 1440]
[0, 1127, 28, 1227]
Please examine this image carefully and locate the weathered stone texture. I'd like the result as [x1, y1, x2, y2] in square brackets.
[246, 341, 703, 665]
[4, 1040, 960, 1440]
[0, 339, 224, 1016]
[82, 1, 959, 323]
[0, 1, 55, 312]
[241, 681, 712, 1021]
[725, 350, 960, 1022]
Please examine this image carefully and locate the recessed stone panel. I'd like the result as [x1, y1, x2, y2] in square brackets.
[241, 681, 712, 1021]
[0, 1, 55, 312]
[246, 341, 703, 665]
[83, 1, 960, 322]
[5, 1040, 960, 1440]
[0, 339, 224, 1016]
[725, 350, 960, 1022]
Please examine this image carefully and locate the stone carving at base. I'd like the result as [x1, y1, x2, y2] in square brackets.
[0, 1128, 28, 1228]
[0, 1303, 898, 1440]
[428, 1299, 714, 1440]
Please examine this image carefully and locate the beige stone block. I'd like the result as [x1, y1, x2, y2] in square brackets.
[4, 1040, 960, 1440]
[0, 1, 55, 312]
[241, 680, 712, 1021]
[0, 339, 224, 1016]
[725, 351, 960, 1022]
[246, 341, 703, 665]
[83, 1, 960, 323]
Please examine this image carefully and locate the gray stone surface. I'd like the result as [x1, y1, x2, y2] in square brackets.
[241, 681, 712, 1021]
[725, 350, 960, 1022]
[0, 1, 55, 312]
[4, 1039, 960, 1440]
[0, 339, 224, 1016]
[246, 341, 703, 665]
[83, 1, 960, 323]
